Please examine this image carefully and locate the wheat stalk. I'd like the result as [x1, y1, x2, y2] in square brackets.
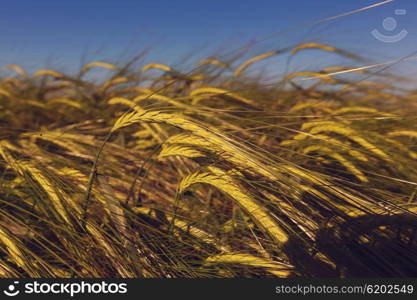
[179, 167, 289, 245]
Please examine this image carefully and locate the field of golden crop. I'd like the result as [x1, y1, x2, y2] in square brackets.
[0, 43, 417, 277]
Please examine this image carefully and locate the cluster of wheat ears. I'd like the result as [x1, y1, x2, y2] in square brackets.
[0, 42, 417, 278]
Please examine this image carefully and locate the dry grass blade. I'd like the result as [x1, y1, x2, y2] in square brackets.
[179, 167, 289, 245]
[206, 253, 292, 277]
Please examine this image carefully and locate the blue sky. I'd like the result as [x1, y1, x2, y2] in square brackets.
[0, 0, 416, 78]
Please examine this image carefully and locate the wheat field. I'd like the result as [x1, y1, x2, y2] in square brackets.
[0, 42, 417, 278]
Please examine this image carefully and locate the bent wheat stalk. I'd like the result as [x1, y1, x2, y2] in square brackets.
[179, 167, 289, 245]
